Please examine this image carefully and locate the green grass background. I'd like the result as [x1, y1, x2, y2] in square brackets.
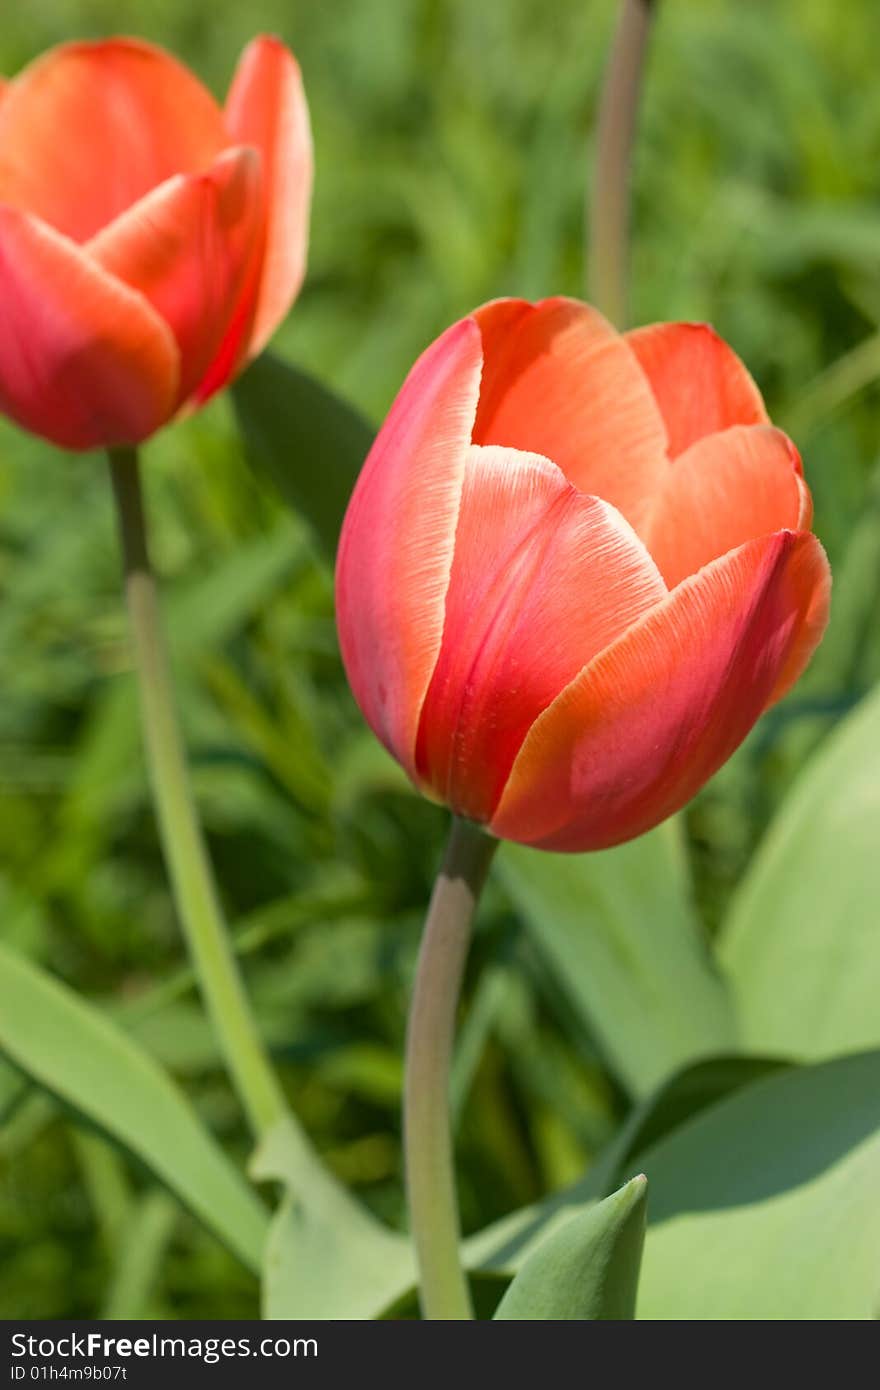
[2, 0, 880, 1317]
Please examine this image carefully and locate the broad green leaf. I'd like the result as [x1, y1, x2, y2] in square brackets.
[0, 944, 267, 1273]
[232, 353, 375, 558]
[634, 1050, 880, 1319]
[252, 1117, 414, 1320]
[719, 682, 880, 1059]
[499, 822, 736, 1096]
[601, 1055, 788, 1175]
[494, 1175, 647, 1320]
[468, 1054, 784, 1273]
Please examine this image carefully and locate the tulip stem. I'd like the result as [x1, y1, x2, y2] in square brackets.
[404, 816, 498, 1320]
[107, 446, 287, 1141]
[588, 0, 657, 325]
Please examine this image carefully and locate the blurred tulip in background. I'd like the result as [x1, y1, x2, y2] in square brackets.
[0, 35, 311, 449]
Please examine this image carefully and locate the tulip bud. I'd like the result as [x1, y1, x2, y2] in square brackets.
[336, 297, 830, 852]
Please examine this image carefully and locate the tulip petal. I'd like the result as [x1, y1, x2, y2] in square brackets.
[416, 445, 668, 821]
[224, 35, 312, 364]
[471, 297, 668, 531]
[0, 204, 179, 449]
[491, 531, 830, 851]
[625, 321, 768, 458]
[86, 147, 263, 407]
[336, 319, 483, 777]
[643, 424, 812, 588]
[0, 39, 226, 242]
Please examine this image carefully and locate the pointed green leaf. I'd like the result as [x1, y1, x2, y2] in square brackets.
[252, 1117, 414, 1320]
[499, 822, 736, 1096]
[720, 682, 880, 1059]
[232, 353, 375, 558]
[635, 1050, 880, 1319]
[0, 944, 267, 1272]
[494, 1176, 647, 1320]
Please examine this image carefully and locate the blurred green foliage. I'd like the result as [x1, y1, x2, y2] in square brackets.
[3, 0, 880, 1318]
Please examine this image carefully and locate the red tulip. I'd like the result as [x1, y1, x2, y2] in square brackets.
[336, 298, 830, 852]
[0, 36, 311, 450]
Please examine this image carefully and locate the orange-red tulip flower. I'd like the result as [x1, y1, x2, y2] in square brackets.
[337, 298, 831, 852]
[0, 36, 311, 450]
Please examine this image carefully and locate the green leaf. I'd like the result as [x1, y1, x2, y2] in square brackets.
[634, 1050, 880, 1319]
[232, 353, 375, 557]
[468, 1054, 784, 1273]
[719, 682, 880, 1059]
[499, 821, 737, 1096]
[494, 1176, 647, 1320]
[0, 944, 267, 1273]
[601, 1055, 788, 1174]
[252, 1117, 414, 1320]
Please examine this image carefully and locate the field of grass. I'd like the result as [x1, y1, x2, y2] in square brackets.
[2, 0, 880, 1318]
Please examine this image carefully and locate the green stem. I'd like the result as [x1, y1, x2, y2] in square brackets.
[404, 816, 498, 1320]
[108, 446, 287, 1141]
[588, 0, 657, 325]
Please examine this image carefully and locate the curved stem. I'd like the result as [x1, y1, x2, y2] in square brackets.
[108, 446, 287, 1140]
[404, 816, 498, 1320]
[588, 0, 657, 325]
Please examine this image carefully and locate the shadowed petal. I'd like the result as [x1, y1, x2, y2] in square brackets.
[0, 204, 179, 449]
[87, 147, 263, 406]
[336, 319, 483, 778]
[626, 321, 768, 458]
[223, 35, 312, 366]
[416, 444, 667, 821]
[491, 531, 830, 851]
[643, 424, 812, 587]
[0, 39, 226, 242]
[472, 297, 668, 530]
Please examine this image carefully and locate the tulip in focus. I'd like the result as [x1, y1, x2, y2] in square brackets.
[0, 36, 311, 449]
[337, 298, 830, 851]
